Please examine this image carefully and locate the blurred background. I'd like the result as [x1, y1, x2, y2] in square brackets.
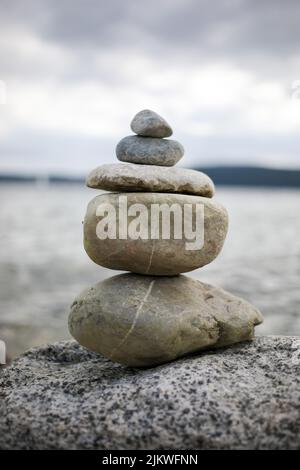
[0, 0, 300, 360]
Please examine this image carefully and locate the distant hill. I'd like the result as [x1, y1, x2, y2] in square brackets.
[0, 166, 300, 188]
[48, 175, 85, 184]
[196, 166, 300, 188]
[0, 174, 85, 184]
[0, 174, 36, 183]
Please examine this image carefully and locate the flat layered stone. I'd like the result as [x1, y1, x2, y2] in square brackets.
[69, 274, 263, 367]
[86, 163, 215, 197]
[130, 109, 173, 138]
[83, 192, 228, 275]
[116, 135, 184, 166]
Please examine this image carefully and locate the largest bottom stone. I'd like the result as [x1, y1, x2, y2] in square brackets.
[69, 274, 263, 367]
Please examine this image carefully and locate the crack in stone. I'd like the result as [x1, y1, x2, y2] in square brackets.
[146, 239, 156, 274]
[109, 279, 155, 361]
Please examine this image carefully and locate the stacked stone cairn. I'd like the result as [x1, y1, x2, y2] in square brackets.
[69, 110, 263, 367]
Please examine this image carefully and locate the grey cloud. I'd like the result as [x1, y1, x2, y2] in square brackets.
[1, 0, 300, 172]
[1, 0, 300, 84]
[2, 0, 300, 59]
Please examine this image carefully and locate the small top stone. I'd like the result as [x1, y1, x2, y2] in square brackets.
[130, 109, 173, 138]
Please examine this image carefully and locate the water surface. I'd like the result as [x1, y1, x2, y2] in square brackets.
[0, 184, 299, 359]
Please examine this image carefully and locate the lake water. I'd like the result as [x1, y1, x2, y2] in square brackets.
[0, 183, 300, 360]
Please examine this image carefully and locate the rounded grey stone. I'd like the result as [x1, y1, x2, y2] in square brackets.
[116, 135, 184, 166]
[130, 109, 173, 138]
[1, 336, 299, 449]
[84, 192, 228, 275]
[87, 163, 215, 197]
[68, 274, 263, 367]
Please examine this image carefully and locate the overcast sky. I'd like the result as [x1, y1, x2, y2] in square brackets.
[1, 0, 300, 175]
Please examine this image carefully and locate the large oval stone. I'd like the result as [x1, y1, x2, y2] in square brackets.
[84, 192, 228, 275]
[86, 163, 215, 197]
[116, 135, 184, 166]
[68, 274, 263, 367]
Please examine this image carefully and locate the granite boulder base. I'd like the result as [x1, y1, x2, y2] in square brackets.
[1, 337, 299, 450]
[69, 274, 263, 367]
[83, 192, 228, 275]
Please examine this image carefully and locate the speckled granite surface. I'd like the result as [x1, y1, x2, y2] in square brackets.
[0, 336, 300, 450]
